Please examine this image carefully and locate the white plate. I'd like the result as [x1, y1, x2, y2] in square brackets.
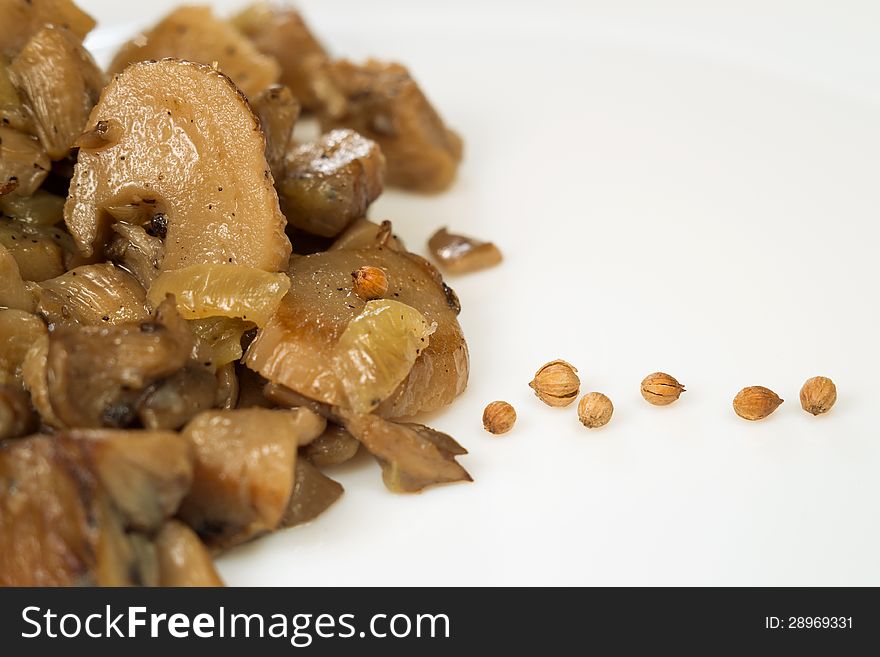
[79, 0, 880, 585]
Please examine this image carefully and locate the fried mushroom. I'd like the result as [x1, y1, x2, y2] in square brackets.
[65, 59, 291, 271]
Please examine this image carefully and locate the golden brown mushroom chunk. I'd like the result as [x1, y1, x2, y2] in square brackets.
[9, 25, 105, 160]
[428, 227, 503, 274]
[109, 6, 280, 98]
[0, 430, 192, 586]
[233, 2, 328, 111]
[0, 126, 50, 197]
[279, 129, 385, 238]
[178, 408, 326, 549]
[65, 59, 291, 271]
[0, 0, 95, 58]
[281, 459, 344, 528]
[0, 384, 37, 440]
[35, 262, 149, 327]
[246, 247, 468, 419]
[315, 59, 463, 192]
[156, 520, 224, 587]
[251, 84, 300, 181]
[44, 300, 197, 428]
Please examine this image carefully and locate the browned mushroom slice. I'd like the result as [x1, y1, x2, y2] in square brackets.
[36, 263, 148, 327]
[65, 59, 291, 271]
[278, 129, 385, 238]
[247, 246, 468, 419]
[74, 428, 193, 532]
[0, 432, 183, 586]
[0, 308, 46, 387]
[0, 243, 36, 311]
[45, 300, 195, 428]
[0, 217, 71, 281]
[0, 385, 37, 440]
[428, 227, 503, 274]
[105, 222, 165, 289]
[235, 363, 275, 409]
[281, 459, 344, 528]
[138, 365, 218, 430]
[343, 412, 471, 493]
[0, 126, 50, 197]
[0, 60, 34, 133]
[9, 25, 105, 160]
[178, 408, 326, 548]
[233, 2, 328, 111]
[252, 84, 300, 180]
[0, 189, 65, 225]
[0, 0, 95, 58]
[314, 59, 463, 192]
[330, 218, 403, 252]
[156, 520, 224, 587]
[109, 6, 280, 98]
[304, 422, 360, 467]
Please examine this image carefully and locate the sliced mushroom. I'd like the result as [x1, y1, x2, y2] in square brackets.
[9, 25, 105, 160]
[0, 0, 95, 58]
[178, 408, 326, 549]
[428, 227, 503, 274]
[0, 126, 50, 197]
[0, 308, 46, 387]
[215, 362, 239, 410]
[304, 422, 360, 467]
[252, 84, 300, 180]
[156, 520, 224, 587]
[75, 428, 193, 533]
[36, 262, 149, 327]
[0, 243, 36, 311]
[246, 246, 468, 418]
[281, 459, 344, 528]
[104, 221, 164, 289]
[0, 385, 37, 440]
[343, 412, 471, 493]
[138, 365, 218, 431]
[65, 59, 291, 271]
[0, 189, 65, 225]
[0, 59, 34, 133]
[109, 6, 280, 98]
[330, 218, 403, 252]
[0, 216, 71, 281]
[0, 429, 188, 586]
[314, 59, 463, 192]
[279, 129, 385, 238]
[45, 299, 195, 428]
[233, 2, 328, 111]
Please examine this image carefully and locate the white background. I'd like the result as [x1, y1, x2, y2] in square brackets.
[80, 0, 880, 585]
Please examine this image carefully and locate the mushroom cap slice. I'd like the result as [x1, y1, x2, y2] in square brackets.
[64, 59, 291, 271]
[109, 6, 280, 99]
[9, 25, 105, 160]
[246, 247, 468, 418]
[0, 0, 95, 58]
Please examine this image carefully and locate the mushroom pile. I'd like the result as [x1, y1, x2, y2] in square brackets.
[0, 0, 468, 586]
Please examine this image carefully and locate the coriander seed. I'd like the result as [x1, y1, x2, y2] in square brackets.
[529, 359, 580, 407]
[482, 401, 516, 435]
[640, 372, 685, 406]
[352, 265, 388, 300]
[799, 376, 836, 416]
[733, 386, 783, 421]
[577, 392, 613, 429]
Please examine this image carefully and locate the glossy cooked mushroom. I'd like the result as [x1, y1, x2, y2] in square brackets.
[178, 408, 327, 549]
[9, 25, 105, 160]
[0, 0, 95, 58]
[233, 2, 328, 111]
[0, 429, 194, 586]
[278, 129, 385, 238]
[314, 59, 463, 192]
[251, 84, 300, 181]
[65, 59, 291, 271]
[247, 246, 468, 418]
[108, 6, 280, 98]
[0, 126, 50, 197]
